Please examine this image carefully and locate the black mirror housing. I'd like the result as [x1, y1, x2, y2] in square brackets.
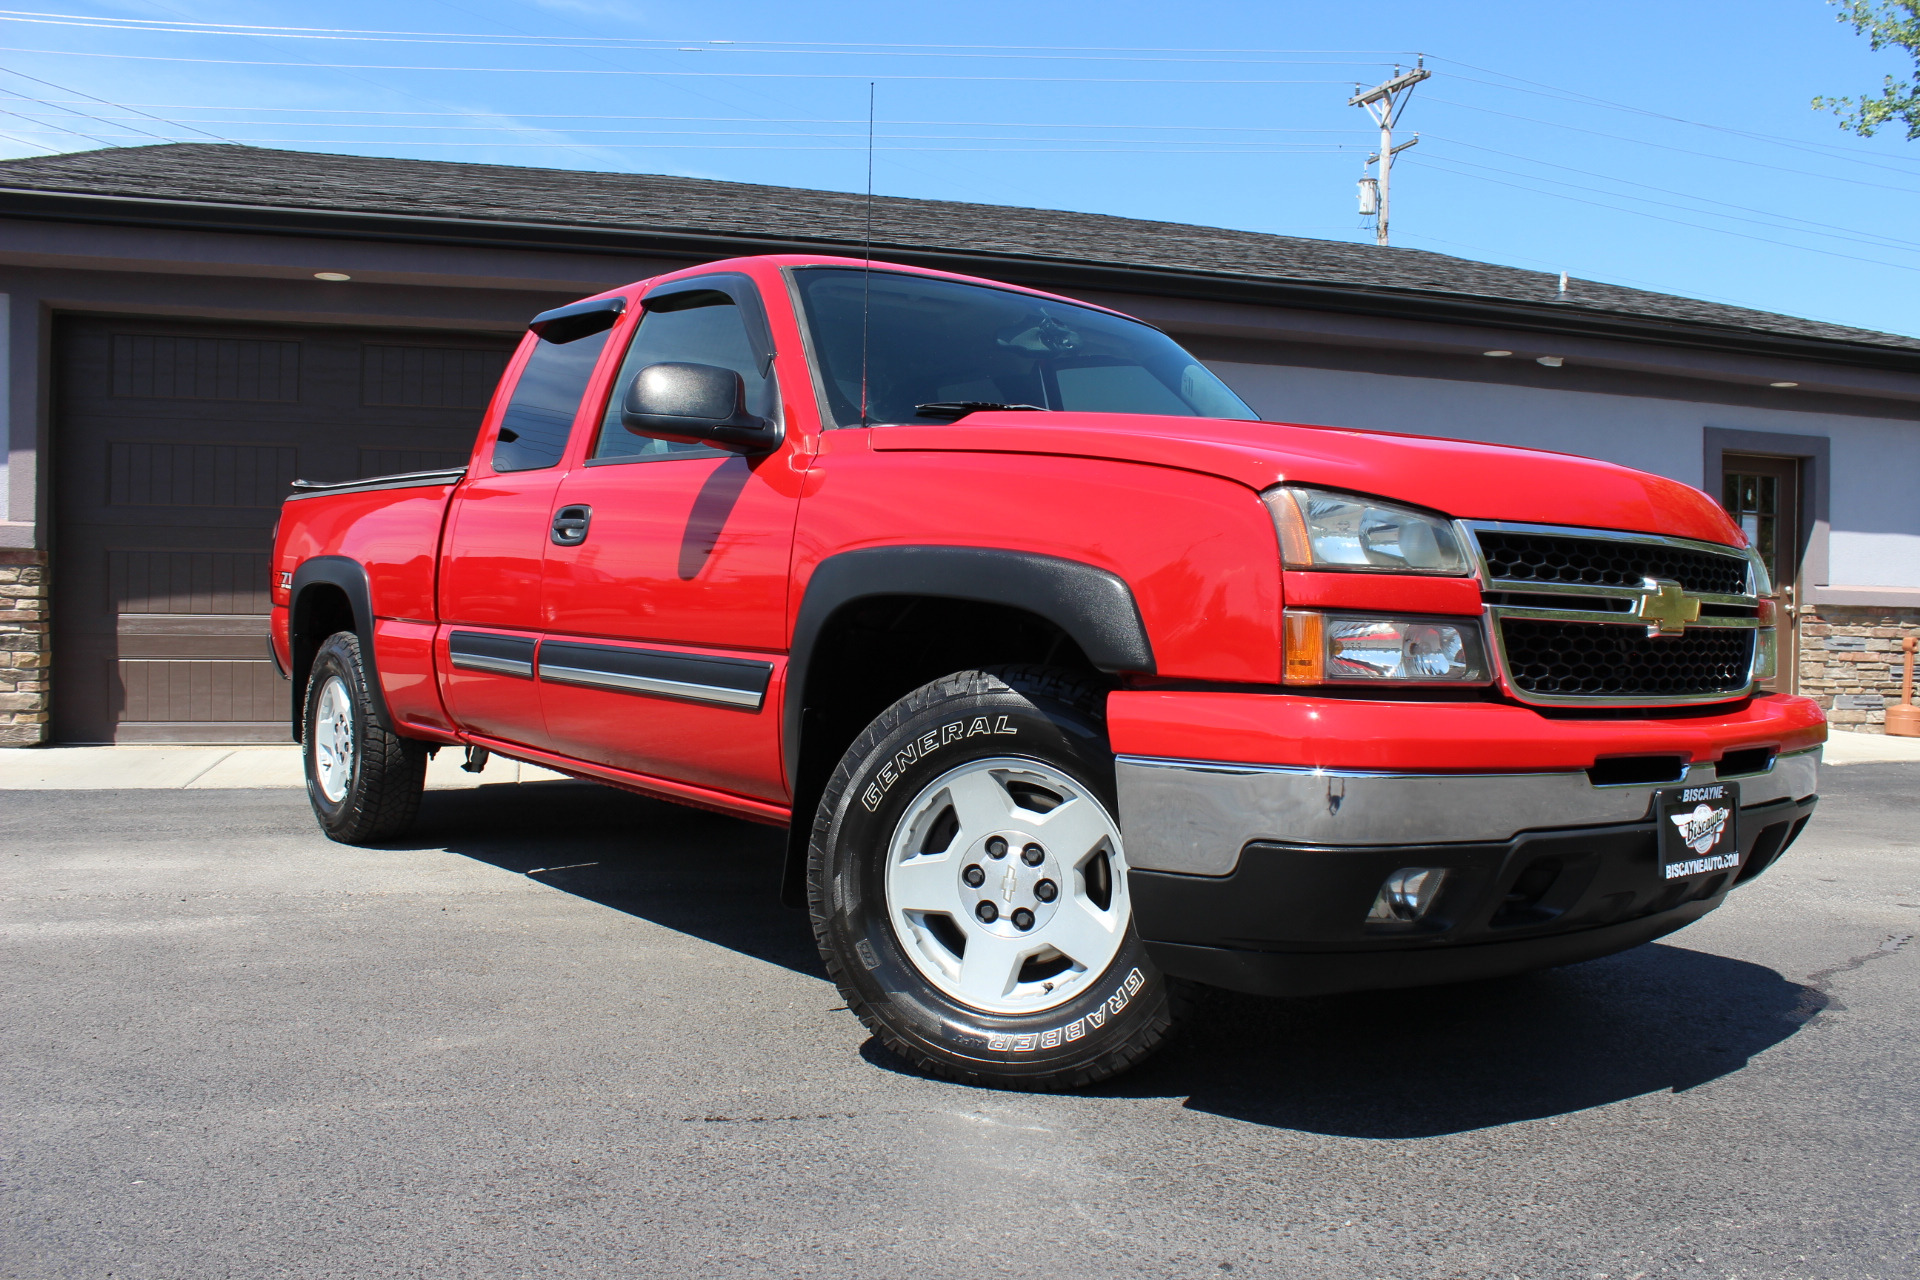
[620, 362, 781, 454]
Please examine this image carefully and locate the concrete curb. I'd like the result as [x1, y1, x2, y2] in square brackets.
[0, 744, 575, 790]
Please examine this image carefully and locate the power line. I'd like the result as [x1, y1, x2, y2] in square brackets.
[1422, 95, 1920, 195]
[0, 15, 1403, 66]
[0, 101, 110, 145]
[0, 47, 1356, 84]
[0, 13, 1416, 57]
[0, 62, 226, 141]
[0, 105, 1367, 145]
[1424, 135, 1920, 253]
[1405, 154, 1920, 276]
[0, 99, 1378, 132]
[1432, 59, 1920, 175]
[0, 128, 1363, 153]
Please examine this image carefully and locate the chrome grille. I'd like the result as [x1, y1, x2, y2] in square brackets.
[1468, 522, 1764, 708]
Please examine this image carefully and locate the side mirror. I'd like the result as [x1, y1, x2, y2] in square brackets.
[620, 362, 781, 454]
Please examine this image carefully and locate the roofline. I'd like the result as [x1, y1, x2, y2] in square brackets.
[5, 184, 1917, 376]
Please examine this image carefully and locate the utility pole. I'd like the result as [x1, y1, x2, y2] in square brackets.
[1350, 60, 1429, 247]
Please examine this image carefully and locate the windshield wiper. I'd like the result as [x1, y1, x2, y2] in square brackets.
[911, 401, 1045, 420]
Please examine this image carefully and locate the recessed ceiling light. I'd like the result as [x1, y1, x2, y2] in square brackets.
[1536, 356, 1564, 367]
[1770, 381, 1799, 388]
[1483, 349, 1513, 357]
[313, 271, 351, 282]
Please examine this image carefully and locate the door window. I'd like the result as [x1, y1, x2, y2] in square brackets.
[491, 327, 613, 473]
[591, 288, 775, 463]
[1722, 470, 1779, 564]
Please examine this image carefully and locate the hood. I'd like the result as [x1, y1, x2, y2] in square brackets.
[868, 413, 1745, 547]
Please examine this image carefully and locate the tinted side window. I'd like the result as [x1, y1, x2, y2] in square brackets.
[491, 328, 612, 473]
[592, 289, 774, 462]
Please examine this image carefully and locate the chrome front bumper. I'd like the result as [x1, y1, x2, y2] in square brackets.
[1115, 746, 1821, 876]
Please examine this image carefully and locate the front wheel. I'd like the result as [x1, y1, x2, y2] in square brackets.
[808, 667, 1178, 1090]
[303, 630, 427, 843]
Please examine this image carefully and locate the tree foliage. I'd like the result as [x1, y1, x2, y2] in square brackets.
[1813, 0, 1920, 138]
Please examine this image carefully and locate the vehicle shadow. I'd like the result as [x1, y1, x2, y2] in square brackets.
[402, 780, 1821, 1138]
[1098, 942, 1822, 1138]
[399, 780, 827, 981]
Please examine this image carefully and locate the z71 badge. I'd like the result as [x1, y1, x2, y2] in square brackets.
[1655, 781, 1740, 880]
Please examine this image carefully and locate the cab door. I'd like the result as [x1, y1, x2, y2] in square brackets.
[439, 300, 621, 749]
[537, 274, 805, 803]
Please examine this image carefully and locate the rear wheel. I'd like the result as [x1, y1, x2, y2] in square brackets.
[808, 666, 1178, 1090]
[303, 631, 427, 843]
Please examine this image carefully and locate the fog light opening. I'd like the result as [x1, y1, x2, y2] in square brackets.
[1367, 867, 1449, 923]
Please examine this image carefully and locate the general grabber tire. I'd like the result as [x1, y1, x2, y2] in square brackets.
[303, 630, 428, 844]
[808, 666, 1179, 1090]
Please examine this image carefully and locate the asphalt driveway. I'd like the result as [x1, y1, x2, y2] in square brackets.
[2, 762, 1915, 1279]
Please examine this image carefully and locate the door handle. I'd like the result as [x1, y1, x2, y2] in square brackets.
[550, 504, 592, 546]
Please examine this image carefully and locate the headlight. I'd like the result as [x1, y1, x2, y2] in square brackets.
[1284, 610, 1491, 685]
[1263, 486, 1469, 575]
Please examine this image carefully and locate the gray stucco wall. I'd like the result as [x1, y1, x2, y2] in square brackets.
[1210, 360, 1920, 595]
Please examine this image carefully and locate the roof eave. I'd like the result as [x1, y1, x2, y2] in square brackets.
[4, 184, 1916, 376]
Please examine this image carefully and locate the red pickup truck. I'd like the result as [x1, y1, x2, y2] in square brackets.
[272, 253, 1825, 1090]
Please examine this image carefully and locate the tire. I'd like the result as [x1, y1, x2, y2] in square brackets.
[302, 630, 427, 844]
[808, 665, 1178, 1090]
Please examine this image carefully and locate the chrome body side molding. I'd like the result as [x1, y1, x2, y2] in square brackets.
[537, 639, 772, 710]
[448, 631, 536, 679]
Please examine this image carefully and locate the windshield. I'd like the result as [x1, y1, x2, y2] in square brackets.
[792, 268, 1258, 427]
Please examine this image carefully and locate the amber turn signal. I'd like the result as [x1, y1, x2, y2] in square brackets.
[1283, 611, 1325, 685]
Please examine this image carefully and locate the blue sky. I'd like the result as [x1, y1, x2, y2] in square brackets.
[2, 1, 1917, 337]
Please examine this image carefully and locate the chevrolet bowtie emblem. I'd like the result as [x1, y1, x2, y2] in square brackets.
[1636, 577, 1702, 637]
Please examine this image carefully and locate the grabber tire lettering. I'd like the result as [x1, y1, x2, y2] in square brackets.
[807, 665, 1181, 1091]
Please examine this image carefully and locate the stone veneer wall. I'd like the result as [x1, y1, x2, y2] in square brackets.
[0, 550, 49, 746]
[1798, 604, 1920, 733]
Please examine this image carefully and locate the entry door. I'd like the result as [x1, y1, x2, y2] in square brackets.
[439, 320, 616, 750]
[51, 318, 511, 743]
[538, 278, 801, 804]
[1721, 454, 1801, 693]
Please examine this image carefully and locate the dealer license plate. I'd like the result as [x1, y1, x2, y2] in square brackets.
[1655, 781, 1741, 881]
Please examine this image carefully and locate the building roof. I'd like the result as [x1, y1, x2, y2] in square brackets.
[3, 142, 1916, 365]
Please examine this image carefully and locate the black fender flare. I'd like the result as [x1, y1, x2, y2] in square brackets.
[288, 556, 390, 741]
[779, 545, 1155, 903]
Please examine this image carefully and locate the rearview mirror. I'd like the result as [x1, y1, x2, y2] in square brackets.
[620, 362, 780, 454]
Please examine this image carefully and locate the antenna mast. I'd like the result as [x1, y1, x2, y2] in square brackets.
[1350, 59, 1429, 248]
[860, 81, 875, 427]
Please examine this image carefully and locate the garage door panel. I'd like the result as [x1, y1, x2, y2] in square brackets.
[111, 550, 272, 615]
[107, 441, 300, 510]
[110, 333, 301, 402]
[118, 614, 267, 660]
[117, 659, 284, 723]
[362, 344, 508, 410]
[55, 317, 516, 743]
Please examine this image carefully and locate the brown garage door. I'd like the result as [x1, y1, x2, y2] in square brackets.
[52, 317, 516, 743]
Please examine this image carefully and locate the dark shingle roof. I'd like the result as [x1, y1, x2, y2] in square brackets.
[3, 142, 1915, 358]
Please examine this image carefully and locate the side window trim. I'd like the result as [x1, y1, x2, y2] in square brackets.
[585, 273, 780, 466]
[641, 273, 777, 376]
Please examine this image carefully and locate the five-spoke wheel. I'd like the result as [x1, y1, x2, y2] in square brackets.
[885, 757, 1129, 1016]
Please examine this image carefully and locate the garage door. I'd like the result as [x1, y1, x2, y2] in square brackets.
[52, 317, 516, 743]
